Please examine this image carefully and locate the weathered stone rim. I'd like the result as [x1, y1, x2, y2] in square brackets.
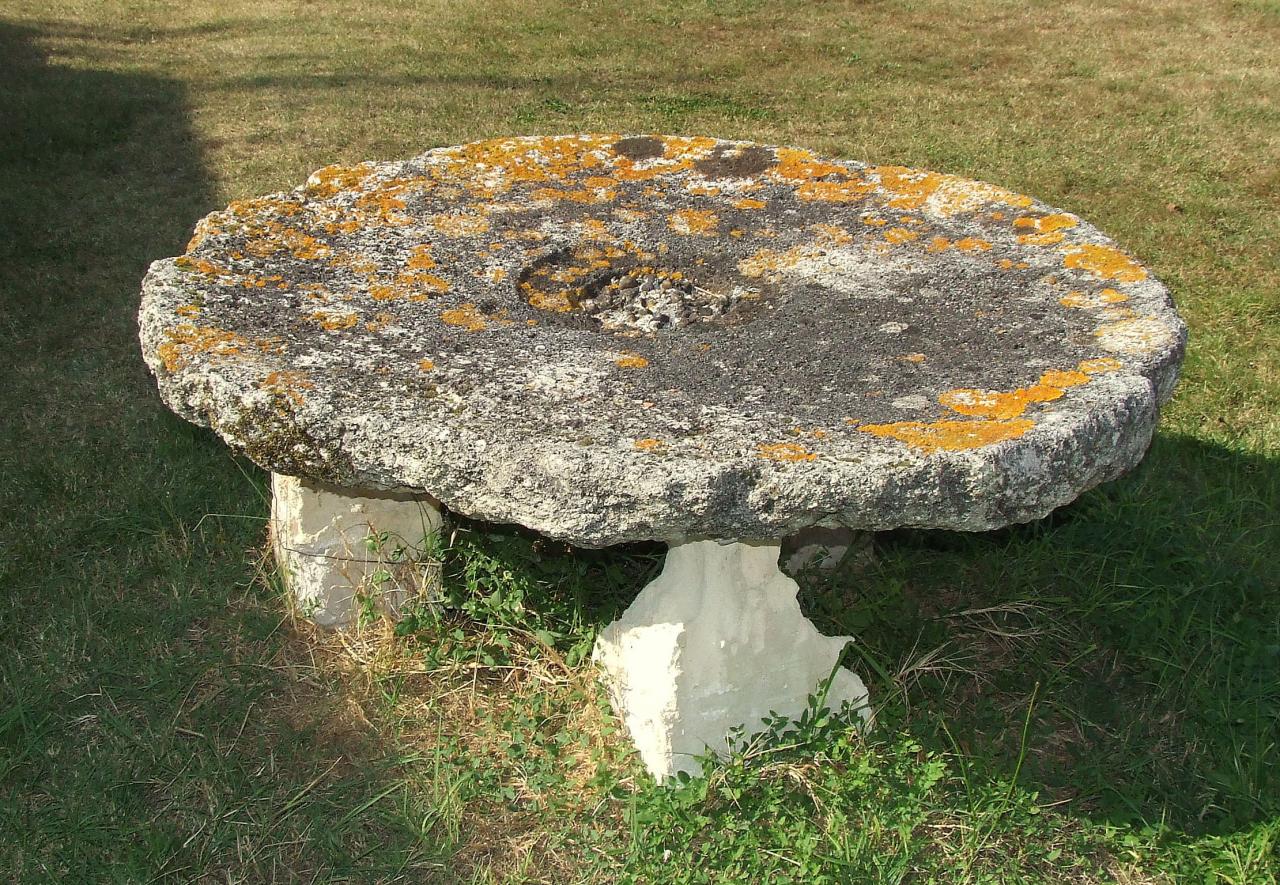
[139, 134, 1187, 547]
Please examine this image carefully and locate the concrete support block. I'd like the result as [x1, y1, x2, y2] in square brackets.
[270, 473, 443, 627]
[594, 538, 870, 782]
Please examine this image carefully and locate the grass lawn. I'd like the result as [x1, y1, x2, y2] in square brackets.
[2, 0, 1278, 881]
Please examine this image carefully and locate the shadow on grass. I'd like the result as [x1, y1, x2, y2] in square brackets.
[0, 19, 449, 881]
[806, 432, 1279, 839]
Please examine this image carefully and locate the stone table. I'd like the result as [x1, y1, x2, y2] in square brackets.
[139, 135, 1185, 781]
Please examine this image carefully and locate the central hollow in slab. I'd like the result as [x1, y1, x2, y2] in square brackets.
[593, 538, 871, 782]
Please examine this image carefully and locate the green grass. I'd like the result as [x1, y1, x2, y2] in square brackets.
[1, 0, 1278, 880]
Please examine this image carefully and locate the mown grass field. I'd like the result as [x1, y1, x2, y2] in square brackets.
[2, 0, 1278, 881]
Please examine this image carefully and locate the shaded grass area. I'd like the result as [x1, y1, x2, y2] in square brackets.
[1, 1, 1277, 881]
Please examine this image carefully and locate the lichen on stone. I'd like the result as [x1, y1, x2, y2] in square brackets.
[139, 134, 1186, 546]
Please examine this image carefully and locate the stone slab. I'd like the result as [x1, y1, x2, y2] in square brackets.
[140, 135, 1186, 547]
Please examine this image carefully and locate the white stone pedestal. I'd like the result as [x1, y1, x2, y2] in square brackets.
[270, 473, 443, 627]
[593, 539, 870, 782]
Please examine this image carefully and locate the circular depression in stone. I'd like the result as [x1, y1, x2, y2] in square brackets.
[139, 134, 1186, 546]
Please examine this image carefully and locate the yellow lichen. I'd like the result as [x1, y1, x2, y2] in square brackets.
[1059, 287, 1130, 309]
[668, 208, 719, 236]
[418, 358, 435, 372]
[364, 312, 394, 332]
[1063, 244, 1147, 282]
[432, 213, 490, 237]
[758, 442, 817, 462]
[615, 353, 649, 369]
[874, 166, 944, 210]
[1079, 357, 1122, 374]
[441, 303, 491, 331]
[156, 325, 246, 372]
[954, 237, 992, 253]
[733, 197, 767, 210]
[884, 227, 919, 245]
[310, 311, 358, 331]
[860, 419, 1034, 452]
[634, 438, 664, 450]
[811, 223, 853, 246]
[307, 163, 374, 198]
[259, 370, 314, 406]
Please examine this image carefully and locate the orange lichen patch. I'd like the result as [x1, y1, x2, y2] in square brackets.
[863, 217, 888, 227]
[433, 135, 617, 195]
[1039, 368, 1090, 388]
[873, 166, 944, 210]
[633, 438, 664, 451]
[940, 385, 1064, 419]
[758, 442, 817, 463]
[739, 245, 808, 277]
[364, 312, 395, 333]
[954, 237, 992, 253]
[668, 208, 719, 236]
[418, 358, 435, 372]
[998, 258, 1016, 269]
[902, 352, 926, 363]
[310, 310, 358, 331]
[729, 229, 744, 237]
[156, 325, 246, 372]
[812, 223, 853, 246]
[883, 226, 919, 245]
[940, 366, 1097, 420]
[327, 252, 379, 275]
[484, 267, 508, 283]
[687, 184, 721, 197]
[185, 215, 223, 252]
[733, 197, 767, 210]
[353, 179, 419, 226]
[175, 304, 200, 317]
[394, 271, 452, 298]
[441, 303, 490, 331]
[926, 236, 951, 253]
[1059, 287, 1130, 309]
[440, 304, 509, 332]
[1079, 357, 1122, 374]
[612, 207, 651, 223]
[615, 353, 649, 369]
[796, 179, 874, 203]
[259, 370, 314, 406]
[1018, 231, 1066, 246]
[176, 255, 231, 277]
[432, 213, 490, 237]
[406, 245, 437, 271]
[1014, 212, 1077, 233]
[771, 147, 847, 183]
[929, 176, 1034, 217]
[307, 163, 375, 198]
[860, 418, 1034, 452]
[531, 185, 618, 204]
[1063, 244, 1147, 282]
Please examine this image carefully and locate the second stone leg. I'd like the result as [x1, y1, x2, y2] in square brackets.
[270, 473, 444, 627]
[593, 538, 870, 782]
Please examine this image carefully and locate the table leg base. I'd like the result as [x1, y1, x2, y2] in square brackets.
[593, 538, 870, 783]
[270, 474, 443, 627]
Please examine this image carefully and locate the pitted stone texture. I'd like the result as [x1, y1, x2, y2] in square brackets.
[593, 539, 870, 782]
[140, 135, 1186, 547]
[271, 474, 443, 626]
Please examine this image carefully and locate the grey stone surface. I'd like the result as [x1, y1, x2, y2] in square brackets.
[139, 135, 1186, 547]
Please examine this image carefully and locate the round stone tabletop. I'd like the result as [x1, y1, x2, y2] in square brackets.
[139, 135, 1186, 546]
